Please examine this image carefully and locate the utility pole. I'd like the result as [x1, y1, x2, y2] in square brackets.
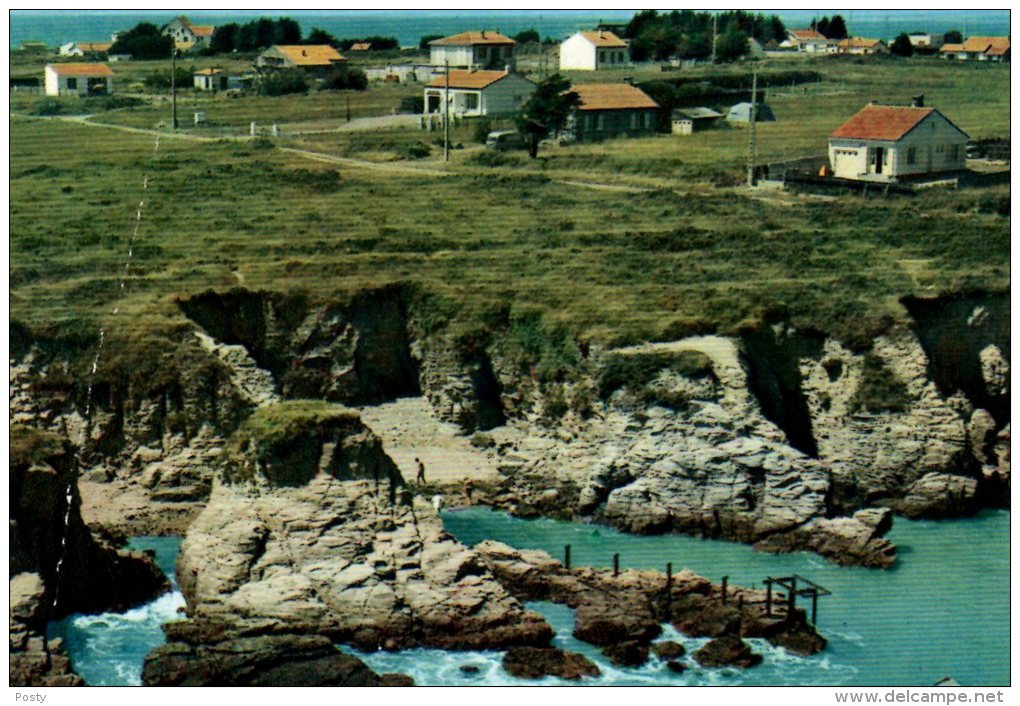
[171, 46, 179, 130]
[711, 13, 718, 63]
[444, 59, 450, 162]
[747, 70, 758, 187]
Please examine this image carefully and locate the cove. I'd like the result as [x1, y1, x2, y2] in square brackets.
[437, 507, 1010, 686]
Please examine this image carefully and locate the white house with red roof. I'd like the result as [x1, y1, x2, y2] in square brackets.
[429, 31, 517, 70]
[828, 99, 969, 181]
[783, 28, 837, 53]
[559, 30, 629, 70]
[423, 69, 534, 117]
[44, 63, 114, 96]
[162, 16, 215, 50]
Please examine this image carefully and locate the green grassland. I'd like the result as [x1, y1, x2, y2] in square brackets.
[9, 55, 1010, 371]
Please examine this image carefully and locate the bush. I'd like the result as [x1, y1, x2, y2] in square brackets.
[598, 350, 714, 399]
[473, 117, 492, 144]
[144, 66, 193, 90]
[33, 100, 64, 116]
[467, 150, 522, 168]
[402, 141, 432, 160]
[318, 66, 368, 91]
[398, 95, 424, 114]
[260, 69, 308, 96]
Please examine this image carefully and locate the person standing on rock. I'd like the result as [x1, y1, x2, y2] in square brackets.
[415, 458, 426, 484]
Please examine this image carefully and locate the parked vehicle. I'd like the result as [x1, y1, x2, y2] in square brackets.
[485, 130, 526, 151]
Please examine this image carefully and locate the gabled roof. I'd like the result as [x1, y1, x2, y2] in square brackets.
[430, 31, 515, 46]
[789, 29, 828, 41]
[269, 45, 345, 66]
[939, 43, 965, 52]
[838, 37, 885, 49]
[350, 42, 372, 51]
[194, 68, 224, 75]
[961, 36, 1010, 53]
[830, 104, 969, 142]
[673, 107, 723, 120]
[47, 62, 114, 77]
[189, 24, 214, 38]
[427, 69, 522, 90]
[571, 83, 658, 111]
[576, 30, 628, 48]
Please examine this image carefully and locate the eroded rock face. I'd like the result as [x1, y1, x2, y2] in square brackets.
[175, 407, 551, 655]
[893, 473, 980, 519]
[9, 573, 83, 687]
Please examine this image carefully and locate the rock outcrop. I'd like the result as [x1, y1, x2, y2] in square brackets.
[9, 572, 83, 687]
[172, 403, 552, 663]
[502, 647, 600, 680]
[694, 636, 763, 669]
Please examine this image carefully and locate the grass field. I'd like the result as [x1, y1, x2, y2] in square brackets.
[9, 54, 1010, 373]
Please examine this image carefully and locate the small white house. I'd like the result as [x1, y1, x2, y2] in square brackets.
[558, 30, 628, 71]
[429, 31, 516, 70]
[59, 41, 112, 57]
[194, 68, 227, 91]
[784, 29, 836, 53]
[828, 101, 970, 182]
[44, 63, 114, 96]
[424, 70, 535, 117]
[908, 33, 944, 49]
[836, 37, 888, 55]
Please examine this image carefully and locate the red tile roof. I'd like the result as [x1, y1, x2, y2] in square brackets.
[830, 104, 934, 141]
[77, 42, 113, 52]
[47, 62, 114, 77]
[270, 45, 345, 66]
[427, 69, 513, 89]
[578, 30, 628, 48]
[430, 31, 515, 46]
[572, 82, 659, 111]
[837, 37, 885, 49]
[194, 68, 224, 75]
[961, 36, 1010, 53]
[789, 29, 827, 41]
[939, 43, 965, 52]
[189, 25, 214, 38]
[349, 42, 372, 51]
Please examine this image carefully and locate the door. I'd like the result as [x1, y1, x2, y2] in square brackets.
[874, 147, 883, 174]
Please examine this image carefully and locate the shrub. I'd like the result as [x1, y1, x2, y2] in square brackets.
[33, 100, 64, 116]
[318, 66, 368, 91]
[260, 69, 308, 96]
[598, 350, 714, 399]
[402, 141, 432, 160]
[473, 117, 492, 144]
[467, 150, 522, 168]
[144, 66, 193, 90]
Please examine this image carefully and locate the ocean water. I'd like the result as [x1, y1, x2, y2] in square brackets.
[46, 537, 186, 687]
[10, 10, 1009, 49]
[50, 510, 1007, 686]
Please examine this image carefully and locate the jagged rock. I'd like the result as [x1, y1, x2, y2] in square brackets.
[671, 594, 742, 637]
[9, 573, 84, 687]
[176, 405, 552, 654]
[502, 647, 600, 680]
[380, 673, 416, 686]
[969, 409, 998, 466]
[894, 473, 979, 519]
[602, 640, 650, 667]
[768, 623, 827, 656]
[143, 634, 386, 686]
[979, 345, 1009, 397]
[652, 641, 686, 659]
[666, 660, 688, 674]
[754, 515, 897, 568]
[573, 599, 662, 646]
[694, 636, 763, 669]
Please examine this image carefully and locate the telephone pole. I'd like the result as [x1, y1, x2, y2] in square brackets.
[443, 60, 451, 161]
[171, 47, 179, 130]
[747, 71, 758, 187]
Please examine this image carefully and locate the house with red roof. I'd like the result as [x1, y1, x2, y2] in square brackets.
[828, 99, 970, 181]
[559, 30, 629, 71]
[424, 69, 535, 117]
[568, 83, 659, 142]
[162, 16, 215, 51]
[44, 63, 114, 96]
[429, 31, 517, 71]
[783, 28, 837, 53]
[939, 36, 1010, 62]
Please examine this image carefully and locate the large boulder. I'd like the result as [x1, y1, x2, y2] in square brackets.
[502, 647, 600, 680]
[694, 636, 763, 669]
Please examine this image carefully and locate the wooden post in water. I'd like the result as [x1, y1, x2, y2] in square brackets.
[721, 576, 729, 605]
[765, 578, 773, 617]
[564, 544, 571, 570]
[810, 587, 819, 625]
[612, 553, 620, 577]
[737, 594, 744, 635]
[666, 562, 673, 590]
[788, 576, 798, 618]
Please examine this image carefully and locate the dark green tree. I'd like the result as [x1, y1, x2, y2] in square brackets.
[517, 74, 580, 158]
[260, 68, 308, 96]
[318, 66, 368, 91]
[826, 15, 848, 39]
[944, 29, 963, 44]
[890, 33, 914, 57]
[715, 26, 749, 62]
[209, 23, 239, 53]
[513, 29, 540, 44]
[109, 22, 173, 60]
[274, 18, 302, 45]
[306, 28, 341, 47]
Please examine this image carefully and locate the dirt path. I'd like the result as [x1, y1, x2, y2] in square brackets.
[356, 397, 501, 487]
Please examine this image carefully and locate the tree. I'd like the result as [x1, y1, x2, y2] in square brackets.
[209, 23, 239, 54]
[419, 34, 443, 50]
[826, 15, 848, 40]
[513, 29, 540, 44]
[715, 26, 749, 62]
[260, 68, 308, 96]
[517, 74, 580, 158]
[944, 29, 963, 44]
[890, 33, 914, 57]
[306, 28, 341, 47]
[109, 22, 173, 60]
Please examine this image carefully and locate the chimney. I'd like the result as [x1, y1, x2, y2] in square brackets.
[600, 30, 605, 39]
[481, 30, 487, 39]
[302, 49, 307, 56]
[912, 94, 924, 108]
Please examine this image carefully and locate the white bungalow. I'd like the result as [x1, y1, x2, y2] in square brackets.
[428, 31, 516, 71]
[424, 70, 535, 117]
[828, 100, 970, 182]
[558, 30, 628, 71]
[44, 63, 114, 96]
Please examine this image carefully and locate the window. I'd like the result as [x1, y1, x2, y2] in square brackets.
[465, 93, 479, 111]
[595, 113, 604, 131]
[66, 77, 77, 90]
[599, 51, 606, 63]
[630, 112, 638, 129]
[948, 144, 959, 160]
[906, 147, 916, 165]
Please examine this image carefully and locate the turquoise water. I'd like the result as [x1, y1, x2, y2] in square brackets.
[50, 511, 1008, 686]
[46, 537, 185, 687]
[437, 508, 1010, 686]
